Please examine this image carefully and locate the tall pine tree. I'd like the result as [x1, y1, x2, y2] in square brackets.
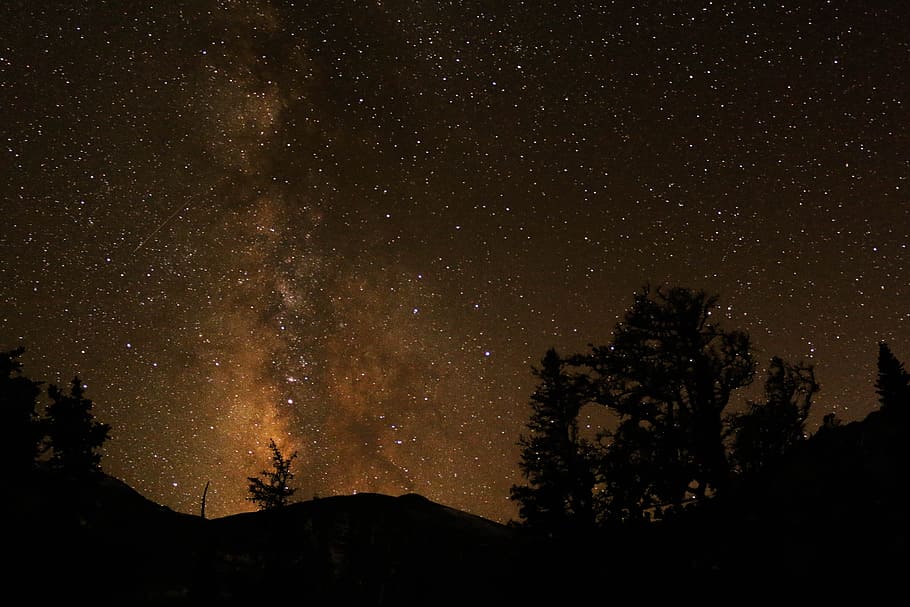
[510, 348, 595, 533]
[875, 342, 909, 413]
[44, 377, 111, 475]
[0, 347, 43, 476]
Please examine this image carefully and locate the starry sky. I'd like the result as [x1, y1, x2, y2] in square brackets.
[2, 1, 907, 523]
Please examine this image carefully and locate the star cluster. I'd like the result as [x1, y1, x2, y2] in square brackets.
[2, 1, 907, 522]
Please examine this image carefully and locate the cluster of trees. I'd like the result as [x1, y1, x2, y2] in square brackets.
[6, 284, 906, 525]
[511, 285, 908, 534]
[1, 345, 299, 512]
[1, 346, 111, 477]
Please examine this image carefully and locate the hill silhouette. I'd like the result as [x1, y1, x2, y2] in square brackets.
[5, 406, 905, 605]
[645, 406, 907, 604]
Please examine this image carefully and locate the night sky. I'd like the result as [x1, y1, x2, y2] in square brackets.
[2, 1, 907, 523]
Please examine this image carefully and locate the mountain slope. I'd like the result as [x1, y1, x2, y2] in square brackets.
[197, 492, 532, 604]
[5, 471, 537, 605]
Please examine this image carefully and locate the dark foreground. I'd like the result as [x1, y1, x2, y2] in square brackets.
[6, 408, 905, 605]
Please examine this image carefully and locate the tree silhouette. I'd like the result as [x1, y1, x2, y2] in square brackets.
[593, 415, 666, 523]
[0, 347, 44, 476]
[730, 357, 819, 477]
[510, 349, 596, 533]
[576, 285, 755, 509]
[44, 377, 111, 474]
[247, 438, 298, 510]
[875, 341, 909, 413]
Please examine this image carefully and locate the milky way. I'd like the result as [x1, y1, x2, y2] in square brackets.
[2, 1, 907, 522]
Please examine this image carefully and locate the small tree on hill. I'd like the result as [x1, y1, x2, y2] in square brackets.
[44, 377, 111, 474]
[247, 438, 298, 510]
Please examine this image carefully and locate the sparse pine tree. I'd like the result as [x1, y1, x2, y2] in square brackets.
[875, 342, 909, 413]
[247, 438, 298, 510]
[44, 377, 111, 475]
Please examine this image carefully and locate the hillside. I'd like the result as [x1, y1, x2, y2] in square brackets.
[5, 470, 544, 605]
[5, 406, 905, 605]
[653, 406, 907, 603]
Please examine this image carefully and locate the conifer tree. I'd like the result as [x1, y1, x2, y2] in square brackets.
[875, 342, 909, 412]
[510, 348, 595, 533]
[0, 347, 44, 475]
[44, 377, 111, 474]
[247, 438, 298, 510]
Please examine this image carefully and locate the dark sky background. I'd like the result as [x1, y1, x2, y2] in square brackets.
[2, 1, 907, 523]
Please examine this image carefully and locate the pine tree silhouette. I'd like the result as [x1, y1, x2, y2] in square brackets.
[247, 438, 298, 510]
[579, 286, 755, 506]
[510, 348, 595, 533]
[875, 342, 909, 413]
[44, 377, 110, 475]
[0, 347, 43, 476]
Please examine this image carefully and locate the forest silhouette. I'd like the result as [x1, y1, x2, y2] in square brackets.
[510, 285, 824, 533]
[2, 285, 907, 605]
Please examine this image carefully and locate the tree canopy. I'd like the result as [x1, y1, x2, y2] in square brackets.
[1, 349, 111, 477]
[581, 286, 755, 507]
[512, 285, 823, 529]
[44, 377, 111, 474]
[510, 348, 595, 533]
[0, 347, 44, 476]
[729, 357, 819, 477]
